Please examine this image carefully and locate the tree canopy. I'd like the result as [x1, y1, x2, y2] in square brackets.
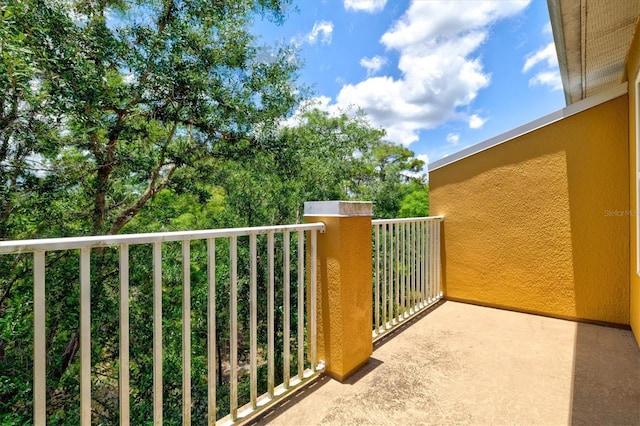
[1, 0, 302, 239]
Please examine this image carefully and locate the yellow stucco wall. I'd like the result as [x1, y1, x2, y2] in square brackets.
[626, 21, 640, 343]
[305, 214, 373, 381]
[430, 95, 630, 325]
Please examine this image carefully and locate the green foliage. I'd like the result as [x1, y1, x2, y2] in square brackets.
[399, 182, 430, 218]
[351, 138, 428, 219]
[1, 0, 301, 239]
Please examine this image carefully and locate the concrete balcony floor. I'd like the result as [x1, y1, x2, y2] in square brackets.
[253, 301, 640, 425]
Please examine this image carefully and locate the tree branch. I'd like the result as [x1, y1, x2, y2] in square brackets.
[109, 162, 177, 235]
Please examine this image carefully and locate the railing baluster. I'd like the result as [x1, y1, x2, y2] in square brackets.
[430, 221, 435, 302]
[382, 224, 387, 330]
[80, 247, 91, 426]
[413, 222, 417, 312]
[409, 222, 413, 314]
[182, 241, 191, 425]
[403, 223, 407, 318]
[389, 223, 394, 325]
[413, 222, 418, 310]
[411, 223, 415, 310]
[436, 220, 442, 298]
[33, 251, 46, 426]
[119, 244, 130, 426]
[395, 223, 400, 323]
[425, 222, 430, 303]
[420, 221, 425, 307]
[425, 222, 433, 303]
[416, 222, 421, 308]
[399, 223, 402, 319]
[374, 224, 380, 334]
[310, 229, 318, 370]
[433, 222, 440, 301]
[207, 238, 216, 425]
[425, 221, 429, 302]
[297, 232, 304, 380]
[250, 234, 258, 408]
[417, 222, 420, 308]
[283, 230, 291, 389]
[407, 223, 410, 317]
[153, 242, 163, 425]
[389, 223, 393, 324]
[406, 223, 410, 314]
[230, 235, 238, 421]
[408, 222, 412, 313]
[268, 231, 275, 397]
[433, 223, 440, 301]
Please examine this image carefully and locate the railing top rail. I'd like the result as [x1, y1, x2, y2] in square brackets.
[372, 216, 444, 225]
[0, 222, 326, 254]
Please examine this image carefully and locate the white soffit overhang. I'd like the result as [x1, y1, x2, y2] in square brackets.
[549, 0, 640, 105]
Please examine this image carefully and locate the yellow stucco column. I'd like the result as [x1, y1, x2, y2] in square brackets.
[304, 201, 373, 382]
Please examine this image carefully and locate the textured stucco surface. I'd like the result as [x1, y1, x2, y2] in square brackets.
[252, 302, 640, 425]
[431, 96, 629, 325]
[627, 20, 640, 345]
[305, 215, 373, 381]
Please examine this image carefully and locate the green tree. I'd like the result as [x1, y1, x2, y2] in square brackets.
[0, 1, 63, 240]
[212, 107, 429, 223]
[398, 181, 430, 217]
[1, 0, 301, 239]
[0, 0, 303, 423]
[352, 140, 426, 218]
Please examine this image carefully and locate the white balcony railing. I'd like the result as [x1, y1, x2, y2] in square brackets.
[372, 217, 443, 339]
[0, 223, 325, 425]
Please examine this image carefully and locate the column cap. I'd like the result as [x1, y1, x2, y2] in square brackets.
[304, 201, 373, 217]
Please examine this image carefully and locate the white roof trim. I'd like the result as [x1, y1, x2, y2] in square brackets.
[428, 82, 628, 172]
[547, 0, 572, 106]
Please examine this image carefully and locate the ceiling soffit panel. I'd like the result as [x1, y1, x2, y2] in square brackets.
[549, 0, 640, 104]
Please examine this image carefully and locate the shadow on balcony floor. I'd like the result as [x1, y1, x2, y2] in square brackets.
[250, 301, 640, 425]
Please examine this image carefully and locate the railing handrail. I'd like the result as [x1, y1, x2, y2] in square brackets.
[372, 216, 443, 225]
[0, 222, 326, 254]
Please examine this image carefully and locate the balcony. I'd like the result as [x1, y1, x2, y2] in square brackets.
[1, 201, 638, 424]
[255, 300, 640, 425]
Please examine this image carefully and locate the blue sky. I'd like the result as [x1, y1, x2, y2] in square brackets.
[252, 0, 565, 170]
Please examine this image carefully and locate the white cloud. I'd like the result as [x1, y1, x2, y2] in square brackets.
[326, 0, 530, 145]
[529, 71, 562, 91]
[402, 153, 430, 178]
[280, 96, 345, 128]
[522, 42, 558, 72]
[468, 114, 486, 129]
[344, 0, 387, 13]
[415, 153, 430, 177]
[416, 153, 429, 165]
[522, 41, 562, 91]
[308, 95, 339, 113]
[446, 133, 460, 145]
[360, 55, 388, 76]
[306, 21, 334, 45]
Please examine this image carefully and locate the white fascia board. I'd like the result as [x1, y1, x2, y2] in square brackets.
[428, 82, 628, 172]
